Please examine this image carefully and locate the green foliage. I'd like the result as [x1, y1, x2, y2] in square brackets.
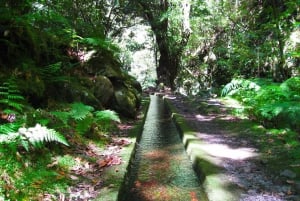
[0, 124, 69, 151]
[221, 78, 261, 96]
[0, 121, 23, 134]
[280, 76, 300, 95]
[94, 110, 121, 123]
[76, 115, 94, 135]
[40, 62, 70, 83]
[51, 102, 121, 135]
[0, 78, 25, 112]
[56, 155, 76, 170]
[0, 149, 68, 200]
[94, 110, 121, 132]
[70, 102, 94, 121]
[222, 77, 300, 131]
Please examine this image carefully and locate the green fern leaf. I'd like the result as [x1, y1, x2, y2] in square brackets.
[94, 110, 121, 123]
[222, 78, 260, 96]
[0, 78, 25, 112]
[70, 102, 94, 121]
[76, 116, 93, 135]
[51, 111, 70, 125]
[18, 124, 69, 148]
[0, 133, 17, 143]
[0, 122, 22, 134]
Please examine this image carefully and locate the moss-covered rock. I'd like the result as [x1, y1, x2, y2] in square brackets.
[92, 75, 114, 107]
[58, 80, 102, 109]
[112, 86, 139, 118]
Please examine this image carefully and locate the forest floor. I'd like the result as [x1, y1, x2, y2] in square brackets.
[166, 93, 300, 201]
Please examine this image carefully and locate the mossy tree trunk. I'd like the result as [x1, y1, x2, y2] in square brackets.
[135, 0, 191, 90]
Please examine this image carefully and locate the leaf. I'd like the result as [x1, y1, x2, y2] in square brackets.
[70, 102, 94, 121]
[94, 110, 120, 123]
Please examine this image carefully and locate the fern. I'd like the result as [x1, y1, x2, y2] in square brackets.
[51, 103, 121, 135]
[0, 124, 69, 151]
[40, 62, 70, 83]
[76, 115, 94, 135]
[94, 110, 121, 132]
[0, 78, 25, 112]
[94, 110, 121, 123]
[18, 124, 69, 150]
[221, 78, 260, 96]
[0, 122, 23, 134]
[51, 111, 70, 126]
[70, 102, 94, 121]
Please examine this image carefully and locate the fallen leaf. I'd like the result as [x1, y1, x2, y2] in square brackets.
[98, 160, 108, 168]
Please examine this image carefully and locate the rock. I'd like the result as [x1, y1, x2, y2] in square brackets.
[92, 75, 114, 107]
[59, 80, 102, 109]
[280, 169, 297, 179]
[84, 51, 142, 117]
[112, 86, 139, 118]
[86, 52, 124, 79]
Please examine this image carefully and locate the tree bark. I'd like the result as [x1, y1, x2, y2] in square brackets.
[138, 0, 191, 90]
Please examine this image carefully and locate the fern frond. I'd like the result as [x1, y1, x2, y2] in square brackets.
[7, 102, 24, 111]
[18, 124, 69, 148]
[221, 78, 260, 96]
[0, 78, 25, 112]
[51, 111, 70, 125]
[0, 122, 22, 134]
[94, 110, 121, 123]
[0, 133, 19, 144]
[76, 116, 93, 135]
[7, 94, 24, 100]
[40, 62, 69, 83]
[70, 102, 94, 121]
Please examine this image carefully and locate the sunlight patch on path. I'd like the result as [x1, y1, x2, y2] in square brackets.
[188, 143, 258, 160]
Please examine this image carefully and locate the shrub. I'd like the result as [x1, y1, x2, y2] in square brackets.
[222, 77, 300, 131]
[0, 124, 69, 152]
[51, 102, 121, 135]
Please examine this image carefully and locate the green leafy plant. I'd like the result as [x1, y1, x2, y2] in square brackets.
[51, 102, 121, 135]
[221, 78, 261, 96]
[0, 78, 26, 135]
[222, 77, 300, 131]
[94, 110, 121, 132]
[0, 124, 69, 151]
[0, 78, 25, 112]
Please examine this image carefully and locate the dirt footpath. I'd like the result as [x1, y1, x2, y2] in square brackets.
[166, 94, 300, 201]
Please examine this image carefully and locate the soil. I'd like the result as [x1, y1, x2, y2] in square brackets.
[167, 93, 300, 201]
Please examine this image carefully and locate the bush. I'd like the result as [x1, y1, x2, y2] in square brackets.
[222, 77, 300, 131]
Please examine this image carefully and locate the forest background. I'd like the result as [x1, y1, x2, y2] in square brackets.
[0, 0, 299, 200]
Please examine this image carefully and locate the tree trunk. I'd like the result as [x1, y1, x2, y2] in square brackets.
[138, 0, 191, 90]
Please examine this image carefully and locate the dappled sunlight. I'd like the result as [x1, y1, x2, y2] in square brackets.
[187, 141, 259, 161]
[195, 114, 215, 121]
[132, 180, 201, 201]
[199, 144, 258, 160]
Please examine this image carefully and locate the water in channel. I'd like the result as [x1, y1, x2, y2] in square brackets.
[119, 94, 207, 201]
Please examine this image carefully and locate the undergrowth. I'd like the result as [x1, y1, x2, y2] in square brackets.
[222, 77, 300, 131]
[0, 80, 121, 200]
[51, 102, 121, 136]
[222, 77, 300, 168]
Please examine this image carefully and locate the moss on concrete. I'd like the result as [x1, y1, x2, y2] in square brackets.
[165, 98, 243, 201]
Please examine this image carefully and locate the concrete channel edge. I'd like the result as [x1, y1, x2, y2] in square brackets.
[164, 97, 243, 201]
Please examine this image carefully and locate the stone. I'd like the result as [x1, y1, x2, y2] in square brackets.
[92, 75, 114, 107]
[112, 86, 138, 118]
[59, 81, 102, 109]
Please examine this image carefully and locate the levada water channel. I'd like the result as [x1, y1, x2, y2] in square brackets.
[118, 94, 208, 201]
